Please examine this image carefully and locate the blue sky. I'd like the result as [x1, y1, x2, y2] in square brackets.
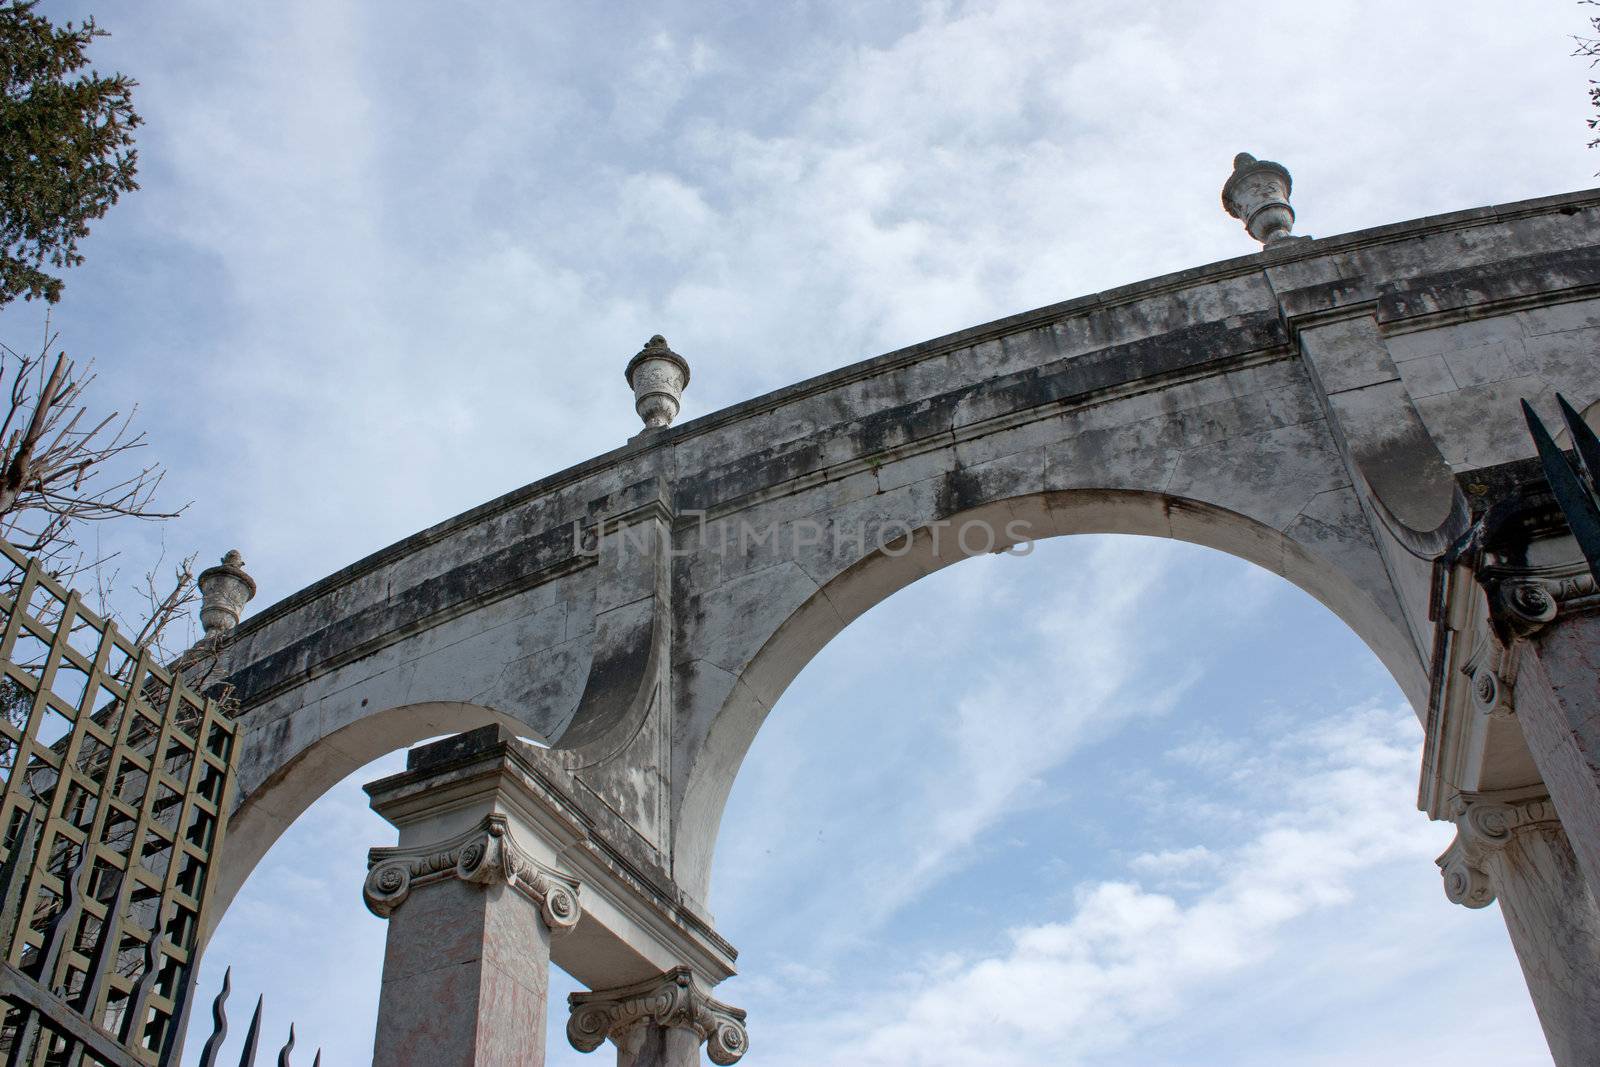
[7, 1, 1595, 1062]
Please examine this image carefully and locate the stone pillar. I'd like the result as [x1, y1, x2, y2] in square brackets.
[1506, 608, 1600, 896]
[1439, 791, 1600, 1067]
[363, 734, 583, 1067]
[568, 966, 748, 1067]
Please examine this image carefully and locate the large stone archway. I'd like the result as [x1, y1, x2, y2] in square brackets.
[204, 183, 1600, 1064]
[672, 486, 1422, 901]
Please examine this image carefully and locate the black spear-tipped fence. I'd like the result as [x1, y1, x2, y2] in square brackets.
[1522, 393, 1600, 585]
[193, 970, 315, 1067]
[0, 542, 323, 1066]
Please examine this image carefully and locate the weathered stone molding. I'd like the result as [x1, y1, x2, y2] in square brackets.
[364, 812, 581, 932]
[1459, 631, 1519, 721]
[1485, 561, 1599, 641]
[568, 965, 748, 1065]
[1438, 790, 1563, 908]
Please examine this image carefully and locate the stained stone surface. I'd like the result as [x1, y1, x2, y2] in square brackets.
[194, 188, 1600, 1064]
[372, 879, 551, 1067]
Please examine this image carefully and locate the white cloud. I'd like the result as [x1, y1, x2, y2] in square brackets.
[1128, 844, 1217, 878]
[743, 706, 1546, 1066]
[712, 537, 1289, 957]
[12, 2, 1577, 1062]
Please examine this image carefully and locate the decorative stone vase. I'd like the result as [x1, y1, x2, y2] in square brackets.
[624, 335, 691, 430]
[1221, 152, 1296, 246]
[198, 550, 257, 636]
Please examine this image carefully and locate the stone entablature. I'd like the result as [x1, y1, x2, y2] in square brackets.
[362, 725, 738, 995]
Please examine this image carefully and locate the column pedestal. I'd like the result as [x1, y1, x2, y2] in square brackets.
[1439, 792, 1600, 1067]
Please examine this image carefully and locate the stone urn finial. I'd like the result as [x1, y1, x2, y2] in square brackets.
[1222, 152, 1297, 246]
[198, 549, 257, 636]
[624, 335, 691, 431]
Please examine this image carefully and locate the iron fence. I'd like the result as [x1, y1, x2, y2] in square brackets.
[0, 540, 238, 1066]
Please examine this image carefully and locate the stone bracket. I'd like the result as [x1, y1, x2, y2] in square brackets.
[1294, 315, 1464, 542]
[559, 475, 676, 765]
[1459, 629, 1520, 721]
[1437, 788, 1561, 909]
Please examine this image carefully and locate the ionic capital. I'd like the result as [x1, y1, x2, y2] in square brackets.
[363, 812, 581, 932]
[1459, 632, 1519, 720]
[1484, 563, 1598, 641]
[568, 965, 748, 1065]
[1437, 790, 1562, 909]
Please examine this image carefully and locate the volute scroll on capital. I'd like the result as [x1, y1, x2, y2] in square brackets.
[1482, 562, 1598, 641]
[1459, 633, 1518, 721]
[1436, 791, 1562, 909]
[363, 813, 581, 933]
[568, 965, 748, 1065]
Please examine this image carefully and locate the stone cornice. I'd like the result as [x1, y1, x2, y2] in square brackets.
[364, 813, 581, 933]
[567, 966, 748, 1065]
[1437, 789, 1562, 909]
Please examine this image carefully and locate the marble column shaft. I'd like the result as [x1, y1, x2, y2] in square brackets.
[1442, 795, 1600, 1067]
[1512, 613, 1600, 897]
[372, 874, 553, 1066]
[363, 755, 582, 1067]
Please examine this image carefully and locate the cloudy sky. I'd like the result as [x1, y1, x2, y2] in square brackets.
[8, 0, 1595, 1063]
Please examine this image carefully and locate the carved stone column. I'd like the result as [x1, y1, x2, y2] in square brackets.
[1487, 568, 1600, 896]
[364, 734, 583, 1067]
[568, 966, 748, 1067]
[1439, 790, 1600, 1066]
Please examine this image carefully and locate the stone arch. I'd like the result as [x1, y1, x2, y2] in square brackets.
[673, 487, 1426, 902]
[208, 698, 526, 935]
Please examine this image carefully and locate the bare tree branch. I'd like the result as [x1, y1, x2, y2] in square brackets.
[1576, 1, 1600, 154]
[0, 320, 193, 654]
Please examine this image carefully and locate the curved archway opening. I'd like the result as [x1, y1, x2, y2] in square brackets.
[701, 532, 1540, 1064]
[190, 706, 591, 1064]
[211, 700, 524, 923]
[678, 488, 1427, 901]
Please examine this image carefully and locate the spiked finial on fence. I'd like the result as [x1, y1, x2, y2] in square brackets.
[197, 968, 233, 1067]
[120, 909, 165, 1046]
[1522, 393, 1600, 585]
[278, 1022, 295, 1067]
[238, 995, 264, 1067]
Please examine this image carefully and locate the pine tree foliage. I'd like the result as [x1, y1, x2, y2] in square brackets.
[0, 1, 140, 307]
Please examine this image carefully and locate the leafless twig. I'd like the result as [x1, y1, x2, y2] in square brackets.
[0, 319, 194, 657]
[1575, 1, 1600, 155]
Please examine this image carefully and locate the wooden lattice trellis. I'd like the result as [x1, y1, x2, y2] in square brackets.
[0, 540, 239, 1066]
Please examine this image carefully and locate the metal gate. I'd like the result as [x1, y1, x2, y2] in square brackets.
[0, 542, 239, 1066]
